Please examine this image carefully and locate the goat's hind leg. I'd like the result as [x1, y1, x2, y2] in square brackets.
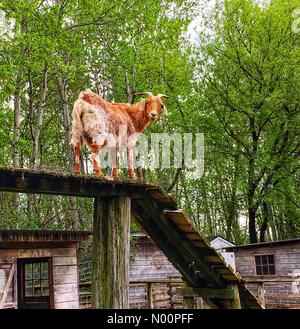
[74, 142, 82, 175]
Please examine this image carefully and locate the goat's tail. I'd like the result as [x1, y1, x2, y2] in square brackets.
[70, 94, 86, 147]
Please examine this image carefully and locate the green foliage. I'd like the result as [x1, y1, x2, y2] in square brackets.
[0, 0, 299, 245]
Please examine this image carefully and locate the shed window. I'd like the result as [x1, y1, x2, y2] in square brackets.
[24, 261, 49, 297]
[255, 255, 275, 275]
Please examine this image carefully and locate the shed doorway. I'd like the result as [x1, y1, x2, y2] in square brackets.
[17, 258, 53, 309]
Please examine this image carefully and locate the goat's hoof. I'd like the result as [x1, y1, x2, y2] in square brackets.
[95, 171, 104, 177]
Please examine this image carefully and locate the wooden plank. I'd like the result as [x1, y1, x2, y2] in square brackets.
[130, 278, 183, 284]
[0, 262, 15, 309]
[184, 233, 202, 241]
[53, 265, 78, 276]
[0, 248, 76, 259]
[55, 301, 79, 309]
[54, 283, 78, 294]
[216, 268, 236, 275]
[54, 292, 79, 304]
[177, 225, 197, 233]
[192, 241, 209, 248]
[178, 287, 236, 300]
[205, 256, 225, 263]
[53, 273, 78, 285]
[164, 210, 190, 225]
[146, 189, 175, 204]
[0, 167, 151, 198]
[221, 274, 240, 281]
[167, 216, 189, 226]
[52, 257, 77, 266]
[243, 275, 300, 282]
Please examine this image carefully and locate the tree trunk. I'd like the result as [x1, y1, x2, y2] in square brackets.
[12, 68, 23, 214]
[29, 64, 48, 169]
[248, 177, 257, 243]
[248, 205, 257, 243]
[12, 73, 22, 168]
[247, 118, 259, 243]
[59, 76, 74, 171]
[201, 180, 213, 236]
[58, 76, 79, 229]
[92, 196, 130, 309]
[260, 201, 274, 242]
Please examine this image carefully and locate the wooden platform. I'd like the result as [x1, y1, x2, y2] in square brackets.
[0, 168, 263, 309]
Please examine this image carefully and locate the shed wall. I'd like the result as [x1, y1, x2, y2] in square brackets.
[0, 245, 79, 309]
[233, 242, 300, 308]
[234, 243, 300, 276]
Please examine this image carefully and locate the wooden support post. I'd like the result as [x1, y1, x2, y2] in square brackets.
[92, 196, 130, 309]
[195, 297, 204, 309]
[227, 285, 241, 309]
[183, 296, 194, 309]
[257, 283, 265, 308]
[147, 282, 154, 309]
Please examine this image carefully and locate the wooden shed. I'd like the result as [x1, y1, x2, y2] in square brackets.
[0, 230, 91, 309]
[225, 238, 300, 308]
[128, 233, 199, 309]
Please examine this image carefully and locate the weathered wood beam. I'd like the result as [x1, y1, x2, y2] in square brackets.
[92, 196, 130, 309]
[133, 195, 226, 288]
[227, 285, 242, 309]
[146, 283, 154, 309]
[257, 283, 266, 308]
[0, 167, 148, 198]
[178, 287, 236, 300]
[182, 296, 194, 309]
[131, 198, 224, 309]
[131, 200, 204, 289]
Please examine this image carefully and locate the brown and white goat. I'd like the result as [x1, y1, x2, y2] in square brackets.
[70, 90, 168, 179]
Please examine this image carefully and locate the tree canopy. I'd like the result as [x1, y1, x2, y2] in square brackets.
[0, 0, 299, 245]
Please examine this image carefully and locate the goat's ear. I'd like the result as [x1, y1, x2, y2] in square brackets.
[162, 104, 169, 116]
[137, 98, 146, 112]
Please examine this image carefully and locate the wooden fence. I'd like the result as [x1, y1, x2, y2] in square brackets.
[79, 278, 205, 309]
[244, 275, 300, 309]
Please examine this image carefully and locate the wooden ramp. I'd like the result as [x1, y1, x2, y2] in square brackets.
[0, 168, 263, 309]
[131, 187, 263, 309]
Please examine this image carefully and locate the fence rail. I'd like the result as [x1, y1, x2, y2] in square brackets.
[244, 275, 300, 309]
[79, 277, 199, 309]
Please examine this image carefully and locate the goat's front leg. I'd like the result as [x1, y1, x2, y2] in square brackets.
[74, 142, 82, 175]
[127, 147, 137, 180]
[89, 142, 104, 177]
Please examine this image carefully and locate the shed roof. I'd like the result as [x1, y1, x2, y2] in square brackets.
[225, 238, 300, 251]
[0, 230, 92, 243]
[207, 235, 235, 244]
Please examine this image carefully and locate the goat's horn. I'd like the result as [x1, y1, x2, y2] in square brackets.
[134, 92, 153, 97]
[157, 94, 170, 98]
